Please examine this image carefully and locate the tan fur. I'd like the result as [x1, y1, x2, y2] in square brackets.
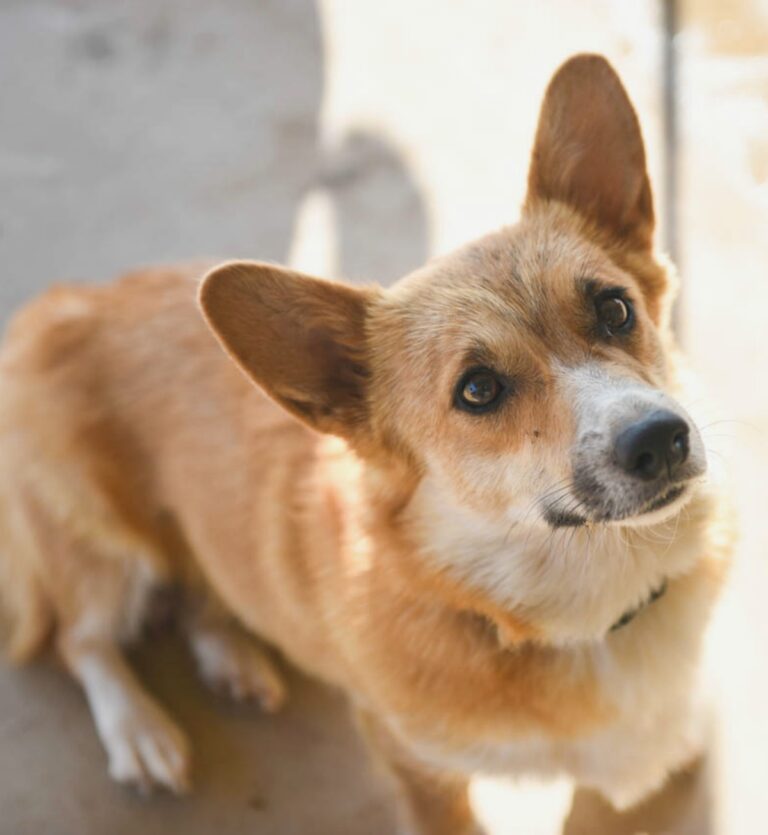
[0, 55, 731, 828]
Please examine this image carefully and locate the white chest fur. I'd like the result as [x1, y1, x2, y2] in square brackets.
[387, 539, 716, 808]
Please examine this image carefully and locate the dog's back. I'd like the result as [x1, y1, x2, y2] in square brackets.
[0, 264, 311, 661]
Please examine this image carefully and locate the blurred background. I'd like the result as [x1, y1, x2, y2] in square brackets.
[1, 1, 766, 832]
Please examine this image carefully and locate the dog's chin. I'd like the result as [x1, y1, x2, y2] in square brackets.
[544, 482, 695, 530]
[609, 483, 693, 528]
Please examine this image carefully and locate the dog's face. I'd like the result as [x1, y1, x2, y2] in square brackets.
[200, 54, 706, 544]
[366, 209, 705, 534]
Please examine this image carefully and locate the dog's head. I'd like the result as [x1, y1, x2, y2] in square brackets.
[201, 55, 705, 538]
[200, 55, 711, 637]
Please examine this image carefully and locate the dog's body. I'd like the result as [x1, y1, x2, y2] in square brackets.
[0, 56, 730, 833]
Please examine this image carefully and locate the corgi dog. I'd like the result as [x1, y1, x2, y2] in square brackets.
[0, 54, 730, 834]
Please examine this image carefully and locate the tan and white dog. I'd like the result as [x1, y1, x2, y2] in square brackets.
[0, 55, 730, 834]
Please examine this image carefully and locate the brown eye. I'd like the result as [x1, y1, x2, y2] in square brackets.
[597, 294, 632, 332]
[456, 369, 504, 412]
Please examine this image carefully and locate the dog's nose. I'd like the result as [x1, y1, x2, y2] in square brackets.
[614, 409, 690, 481]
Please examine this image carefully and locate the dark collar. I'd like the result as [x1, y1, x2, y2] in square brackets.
[610, 579, 668, 632]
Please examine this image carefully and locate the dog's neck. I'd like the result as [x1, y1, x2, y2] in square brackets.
[384, 469, 709, 646]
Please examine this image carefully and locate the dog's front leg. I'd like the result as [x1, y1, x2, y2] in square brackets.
[59, 634, 191, 794]
[185, 597, 286, 712]
[357, 709, 484, 835]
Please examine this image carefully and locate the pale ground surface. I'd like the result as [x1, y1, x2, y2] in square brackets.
[1, 0, 767, 832]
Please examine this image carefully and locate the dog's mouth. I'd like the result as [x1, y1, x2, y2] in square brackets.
[543, 483, 689, 529]
[543, 507, 591, 529]
[643, 484, 686, 514]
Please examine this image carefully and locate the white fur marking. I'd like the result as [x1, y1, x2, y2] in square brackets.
[72, 645, 190, 794]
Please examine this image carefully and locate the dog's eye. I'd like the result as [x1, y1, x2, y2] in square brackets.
[596, 294, 633, 333]
[456, 369, 504, 412]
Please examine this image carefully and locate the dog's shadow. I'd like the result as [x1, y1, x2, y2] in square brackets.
[0, 0, 429, 317]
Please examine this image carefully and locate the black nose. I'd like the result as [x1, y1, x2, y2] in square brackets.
[614, 409, 690, 481]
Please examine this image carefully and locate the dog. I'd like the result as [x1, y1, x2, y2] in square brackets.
[0, 54, 731, 833]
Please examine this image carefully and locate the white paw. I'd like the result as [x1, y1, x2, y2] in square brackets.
[102, 698, 191, 795]
[193, 631, 287, 712]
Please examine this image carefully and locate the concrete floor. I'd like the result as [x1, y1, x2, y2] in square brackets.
[1, 0, 767, 832]
[0, 637, 400, 835]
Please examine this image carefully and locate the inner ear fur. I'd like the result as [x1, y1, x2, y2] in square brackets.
[525, 53, 655, 250]
[199, 261, 375, 439]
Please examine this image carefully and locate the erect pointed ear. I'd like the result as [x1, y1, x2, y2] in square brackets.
[525, 54, 654, 250]
[199, 261, 375, 440]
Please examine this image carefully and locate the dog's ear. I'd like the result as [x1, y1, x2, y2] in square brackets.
[525, 54, 654, 250]
[199, 261, 374, 440]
